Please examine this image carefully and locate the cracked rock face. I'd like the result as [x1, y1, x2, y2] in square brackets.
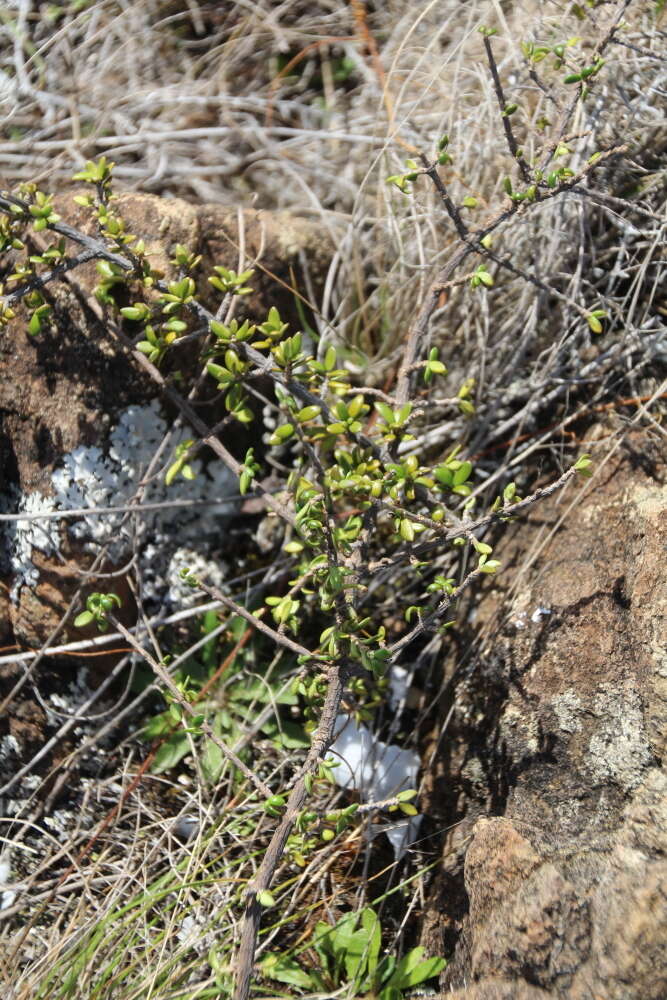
[424, 430, 667, 999]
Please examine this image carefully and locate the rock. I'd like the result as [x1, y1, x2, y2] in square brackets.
[423, 429, 667, 998]
[0, 191, 332, 651]
[446, 981, 552, 1000]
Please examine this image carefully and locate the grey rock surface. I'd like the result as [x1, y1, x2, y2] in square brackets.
[423, 430, 667, 999]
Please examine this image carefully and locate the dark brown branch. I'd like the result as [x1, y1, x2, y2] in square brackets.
[420, 156, 468, 239]
[483, 35, 531, 182]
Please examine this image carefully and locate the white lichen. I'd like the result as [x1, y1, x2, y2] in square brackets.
[166, 547, 226, 608]
[5, 401, 237, 603]
[0, 855, 16, 912]
[552, 689, 584, 734]
[1, 490, 59, 597]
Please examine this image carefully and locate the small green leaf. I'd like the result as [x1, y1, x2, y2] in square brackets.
[374, 401, 395, 424]
[261, 954, 315, 989]
[28, 312, 43, 335]
[587, 311, 606, 333]
[453, 461, 472, 486]
[397, 788, 417, 802]
[388, 947, 446, 990]
[399, 519, 415, 542]
[150, 732, 190, 774]
[257, 890, 276, 908]
[297, 405, 321, 423]
[74, 611, 94, 628]
[574, 453, 593, 477]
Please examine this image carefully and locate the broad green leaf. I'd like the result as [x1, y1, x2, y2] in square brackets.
[150, 732, 190, 774]
[260, 954, 315, 989]
[261, 719, 310, 749]
[388, 946, 446, 989]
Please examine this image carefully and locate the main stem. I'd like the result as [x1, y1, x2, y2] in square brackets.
[232, 664, 346, 1000]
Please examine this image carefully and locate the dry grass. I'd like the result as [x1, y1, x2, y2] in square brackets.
[0, 2, 665, 998]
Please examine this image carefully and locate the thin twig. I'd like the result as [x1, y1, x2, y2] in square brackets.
[109, 616, 272, 798]
[482, 34, 531, 182]
[232, 662, 347, 1000]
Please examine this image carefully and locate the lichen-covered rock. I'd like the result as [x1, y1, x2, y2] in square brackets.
[0, 192, 332, 651]
[424, 429, 667, 998]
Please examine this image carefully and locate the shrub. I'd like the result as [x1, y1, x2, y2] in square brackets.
[0, 3, 664, 999]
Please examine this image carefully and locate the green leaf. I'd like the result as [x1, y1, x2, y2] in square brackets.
[453, 461, 472, 486]
[379, 988, 403, 1000]
[262, 719, 310, 749]
[587, 310, 606, 333]
[165, 460, 184, 487]
[574, 453, 593, 477]
[360, 908, 381, 976]
[28, 312, 43, 336]
[396, 788, 417, 802]
[201, 735, 225, 784]
[387, 946, 446, 990]
[260, 954, 315, 989]
[150, 732, 190, 774]
[399, 519, 415, 542]
[264, 795, 286, 813]
[74, 611, 94, 628]
[374, 401, 395, 424]
[297, 405, 321, 422]
[272, 423, 295, 442]
[120, 304, 150, 322]
[473, 539, 492, 555]
[257, 890, 276, 908]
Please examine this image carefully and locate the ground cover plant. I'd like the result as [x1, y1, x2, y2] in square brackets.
[0, 2, 665, 999]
